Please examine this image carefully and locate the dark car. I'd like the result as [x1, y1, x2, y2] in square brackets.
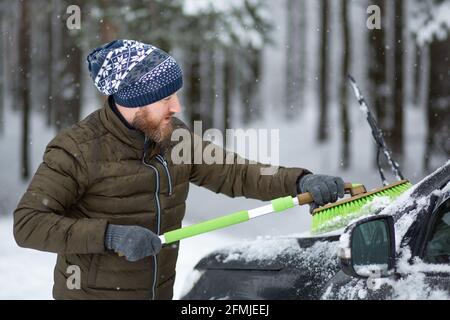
[181, 161, 450, 299]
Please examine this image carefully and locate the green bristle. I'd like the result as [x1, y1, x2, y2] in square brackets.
[330, 207, 336, 219]
[312, 181, 412, 234]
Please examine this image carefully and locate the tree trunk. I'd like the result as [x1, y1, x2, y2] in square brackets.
[0, 1, 5, 135]
[424, 37, 450, 171]
[187, 45, 201, 125]
[413, 44, 422, 107]
[50, 0, 63, 128]
[390, 0, 404, 164]
[285, 0, 306, 118]
[340, 0, 350, 169]
[223, 48, 233, 136]
[200, 45, 214, 131]
[368, 0, 391, 170]
[241, 47, 261, 124]
[318, 0, 329, 142]
[411, 0, 427, 109]
[417, 44, 430, 114]
[368, 0, 387, 130]
[55, 39, 82, 130]
[100, 0, 119, 42]
[46, 0, 54, 127]
[285, 0, 295, 116]
[54, 0, 82, 131]
[9, 2, 21, 113]
[298, 0, 306, 111]
[18, 0, 31, 180]
[285, 0, 306, 120]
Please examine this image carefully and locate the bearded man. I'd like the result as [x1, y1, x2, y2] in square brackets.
[13, 39, 345, 300]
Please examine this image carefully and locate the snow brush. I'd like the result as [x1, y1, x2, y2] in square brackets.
[159, 183, 367, 245]
[310, 179, 412, 234]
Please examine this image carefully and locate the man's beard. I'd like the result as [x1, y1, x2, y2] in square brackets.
[132, 109, 174, 151]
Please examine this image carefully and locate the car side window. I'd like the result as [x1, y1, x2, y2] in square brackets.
[424, 198, 450, 264]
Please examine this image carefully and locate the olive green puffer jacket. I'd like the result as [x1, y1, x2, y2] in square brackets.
[13, 99, 310, 300]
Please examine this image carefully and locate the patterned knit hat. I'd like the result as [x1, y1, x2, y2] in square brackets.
[86, 39, 183, 108]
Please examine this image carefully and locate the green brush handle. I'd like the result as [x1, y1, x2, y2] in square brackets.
[163, 210, 250, 244]
[161, 196, 297, 244]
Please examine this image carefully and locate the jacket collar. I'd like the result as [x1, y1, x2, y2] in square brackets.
[99, 96, 146, 150]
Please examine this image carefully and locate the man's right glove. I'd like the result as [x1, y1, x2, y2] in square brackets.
[297, 174, 345, 212]
[105, 224, 162, 262]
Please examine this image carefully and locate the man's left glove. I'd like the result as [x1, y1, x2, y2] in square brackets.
[297, 174, 345, 210]
[105, 224, 162, 262]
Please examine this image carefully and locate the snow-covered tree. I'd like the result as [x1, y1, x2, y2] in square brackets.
[318, 0, 330, 142]
[285, 0, 307, 116]
[340, 0, 351, 169]
[411, 0, 450, 169]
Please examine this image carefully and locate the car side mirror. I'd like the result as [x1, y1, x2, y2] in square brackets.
[338, 215, 396, 278]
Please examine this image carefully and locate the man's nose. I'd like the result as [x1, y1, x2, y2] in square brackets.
[169, 100, 181, 114]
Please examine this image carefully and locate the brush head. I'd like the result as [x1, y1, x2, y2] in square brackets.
[311, 180, 412, 234]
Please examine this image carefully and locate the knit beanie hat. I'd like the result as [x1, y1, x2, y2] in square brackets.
[86, 39, 183, 108]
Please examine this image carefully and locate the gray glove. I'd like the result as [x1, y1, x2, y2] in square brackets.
[105, 224, 162, 262]
[297, 174, 345, 208]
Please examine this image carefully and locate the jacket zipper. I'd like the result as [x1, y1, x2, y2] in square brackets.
[156, 154, 173, 196]
[142, 137, 161, 300]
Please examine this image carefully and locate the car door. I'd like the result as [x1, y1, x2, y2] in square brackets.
[415, 195, 450, 295]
